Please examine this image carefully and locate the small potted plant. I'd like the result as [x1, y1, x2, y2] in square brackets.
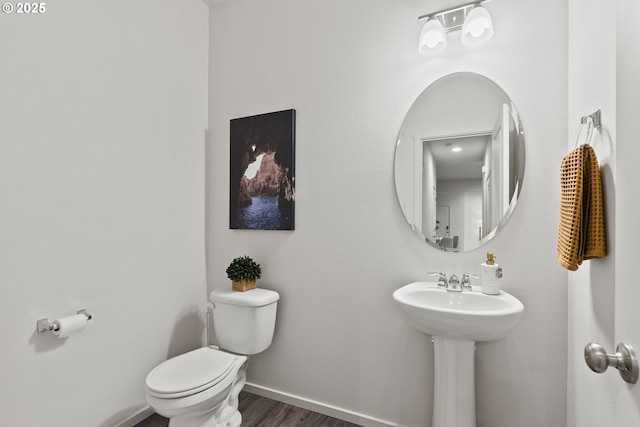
[226, 255, 262, 292]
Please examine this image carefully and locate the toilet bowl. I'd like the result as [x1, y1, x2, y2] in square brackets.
[146, 347, 247, 427]
[145, 287, 279, 427]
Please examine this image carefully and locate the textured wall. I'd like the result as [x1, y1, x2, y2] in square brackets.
[208, 0, 568, 426]
[0, 1, 208, 425]
[566, 0, 617, 426]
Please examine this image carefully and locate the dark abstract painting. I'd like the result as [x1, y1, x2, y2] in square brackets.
[229, 109, 296, 230]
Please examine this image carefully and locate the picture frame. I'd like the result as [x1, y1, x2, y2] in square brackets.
[229, 109, 296, 230]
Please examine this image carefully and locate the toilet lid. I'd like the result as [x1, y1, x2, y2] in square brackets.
[145, 348, 237, 398]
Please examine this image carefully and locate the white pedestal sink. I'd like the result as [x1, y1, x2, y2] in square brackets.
[393, 281, 524, 427]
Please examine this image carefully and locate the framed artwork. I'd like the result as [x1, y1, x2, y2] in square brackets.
[229, 109, 296, 230]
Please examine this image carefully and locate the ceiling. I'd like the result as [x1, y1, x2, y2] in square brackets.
[427, 135, 489, 180]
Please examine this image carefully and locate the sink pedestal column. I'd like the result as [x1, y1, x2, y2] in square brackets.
[432, 336, 476, 427]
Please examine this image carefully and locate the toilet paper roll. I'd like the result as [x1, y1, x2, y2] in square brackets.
[53, 314, 87, 338]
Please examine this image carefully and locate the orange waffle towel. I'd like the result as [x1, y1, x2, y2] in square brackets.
[556, 144, 606, 271]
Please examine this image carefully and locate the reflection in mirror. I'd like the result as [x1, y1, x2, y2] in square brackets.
[394, 73, 525, 252]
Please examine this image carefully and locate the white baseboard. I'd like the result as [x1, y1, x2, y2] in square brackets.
[243, 383, 399, 427]
[116, 385, 400, 427]
[118, 406, 155, 427]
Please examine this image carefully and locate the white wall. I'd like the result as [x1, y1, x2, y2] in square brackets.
[566, 0, 617, 426]
[614, 1, 640, 423]
[0, 1, 208, 426]
[208, 1, 568, 426]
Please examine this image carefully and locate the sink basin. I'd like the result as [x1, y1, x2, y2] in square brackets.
[393, 281, 524, 341]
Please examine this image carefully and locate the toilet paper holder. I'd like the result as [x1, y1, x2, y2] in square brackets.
[36, 309, 92, 333]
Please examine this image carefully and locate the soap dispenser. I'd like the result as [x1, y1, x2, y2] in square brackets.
[481, 252, 503, 295]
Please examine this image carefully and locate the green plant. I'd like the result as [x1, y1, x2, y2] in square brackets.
[226, 256, 262, 282]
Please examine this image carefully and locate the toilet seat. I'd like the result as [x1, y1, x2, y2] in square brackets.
[145, 348, 238, 399]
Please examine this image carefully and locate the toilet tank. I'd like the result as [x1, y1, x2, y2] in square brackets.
[209, 287, 279, 355]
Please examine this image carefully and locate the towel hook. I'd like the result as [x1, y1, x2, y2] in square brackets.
[574, 109, 602, 148]
[581, 109, 602, 129]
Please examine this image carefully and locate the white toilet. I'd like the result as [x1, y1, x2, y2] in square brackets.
[145, 287, 279, 427]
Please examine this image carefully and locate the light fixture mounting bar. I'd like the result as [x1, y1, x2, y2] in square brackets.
[418, 0, 488, 21]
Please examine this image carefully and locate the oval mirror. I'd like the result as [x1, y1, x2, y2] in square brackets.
[394, 72, 525, 252]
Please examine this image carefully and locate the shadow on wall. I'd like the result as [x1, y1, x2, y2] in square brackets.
[165, 304, 206, 359]
[28, 325, 66, 353]
[96, 306, 205, 427]
[590, 128, 615, 339]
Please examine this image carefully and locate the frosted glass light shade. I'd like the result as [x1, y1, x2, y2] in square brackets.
[461, 6, 493, 46]
[418, 18, 447, 54]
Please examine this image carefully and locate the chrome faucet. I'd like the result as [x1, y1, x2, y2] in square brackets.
[460, 273, 479, 291]
[447, 274, 461, 292]
[429, 272, 477, 292]
[428, 272, 447, 288]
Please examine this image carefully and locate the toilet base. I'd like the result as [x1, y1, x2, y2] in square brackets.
[212, 365, 246, 427]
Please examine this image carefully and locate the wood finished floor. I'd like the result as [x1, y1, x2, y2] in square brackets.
[134, 391, 362, 427]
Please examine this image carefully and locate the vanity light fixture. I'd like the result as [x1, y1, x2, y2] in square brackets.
[418, 0, 493, 54]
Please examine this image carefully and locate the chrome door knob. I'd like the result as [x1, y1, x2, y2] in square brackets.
[584, 342, 639, 384]
[584, 342, 614, 373]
